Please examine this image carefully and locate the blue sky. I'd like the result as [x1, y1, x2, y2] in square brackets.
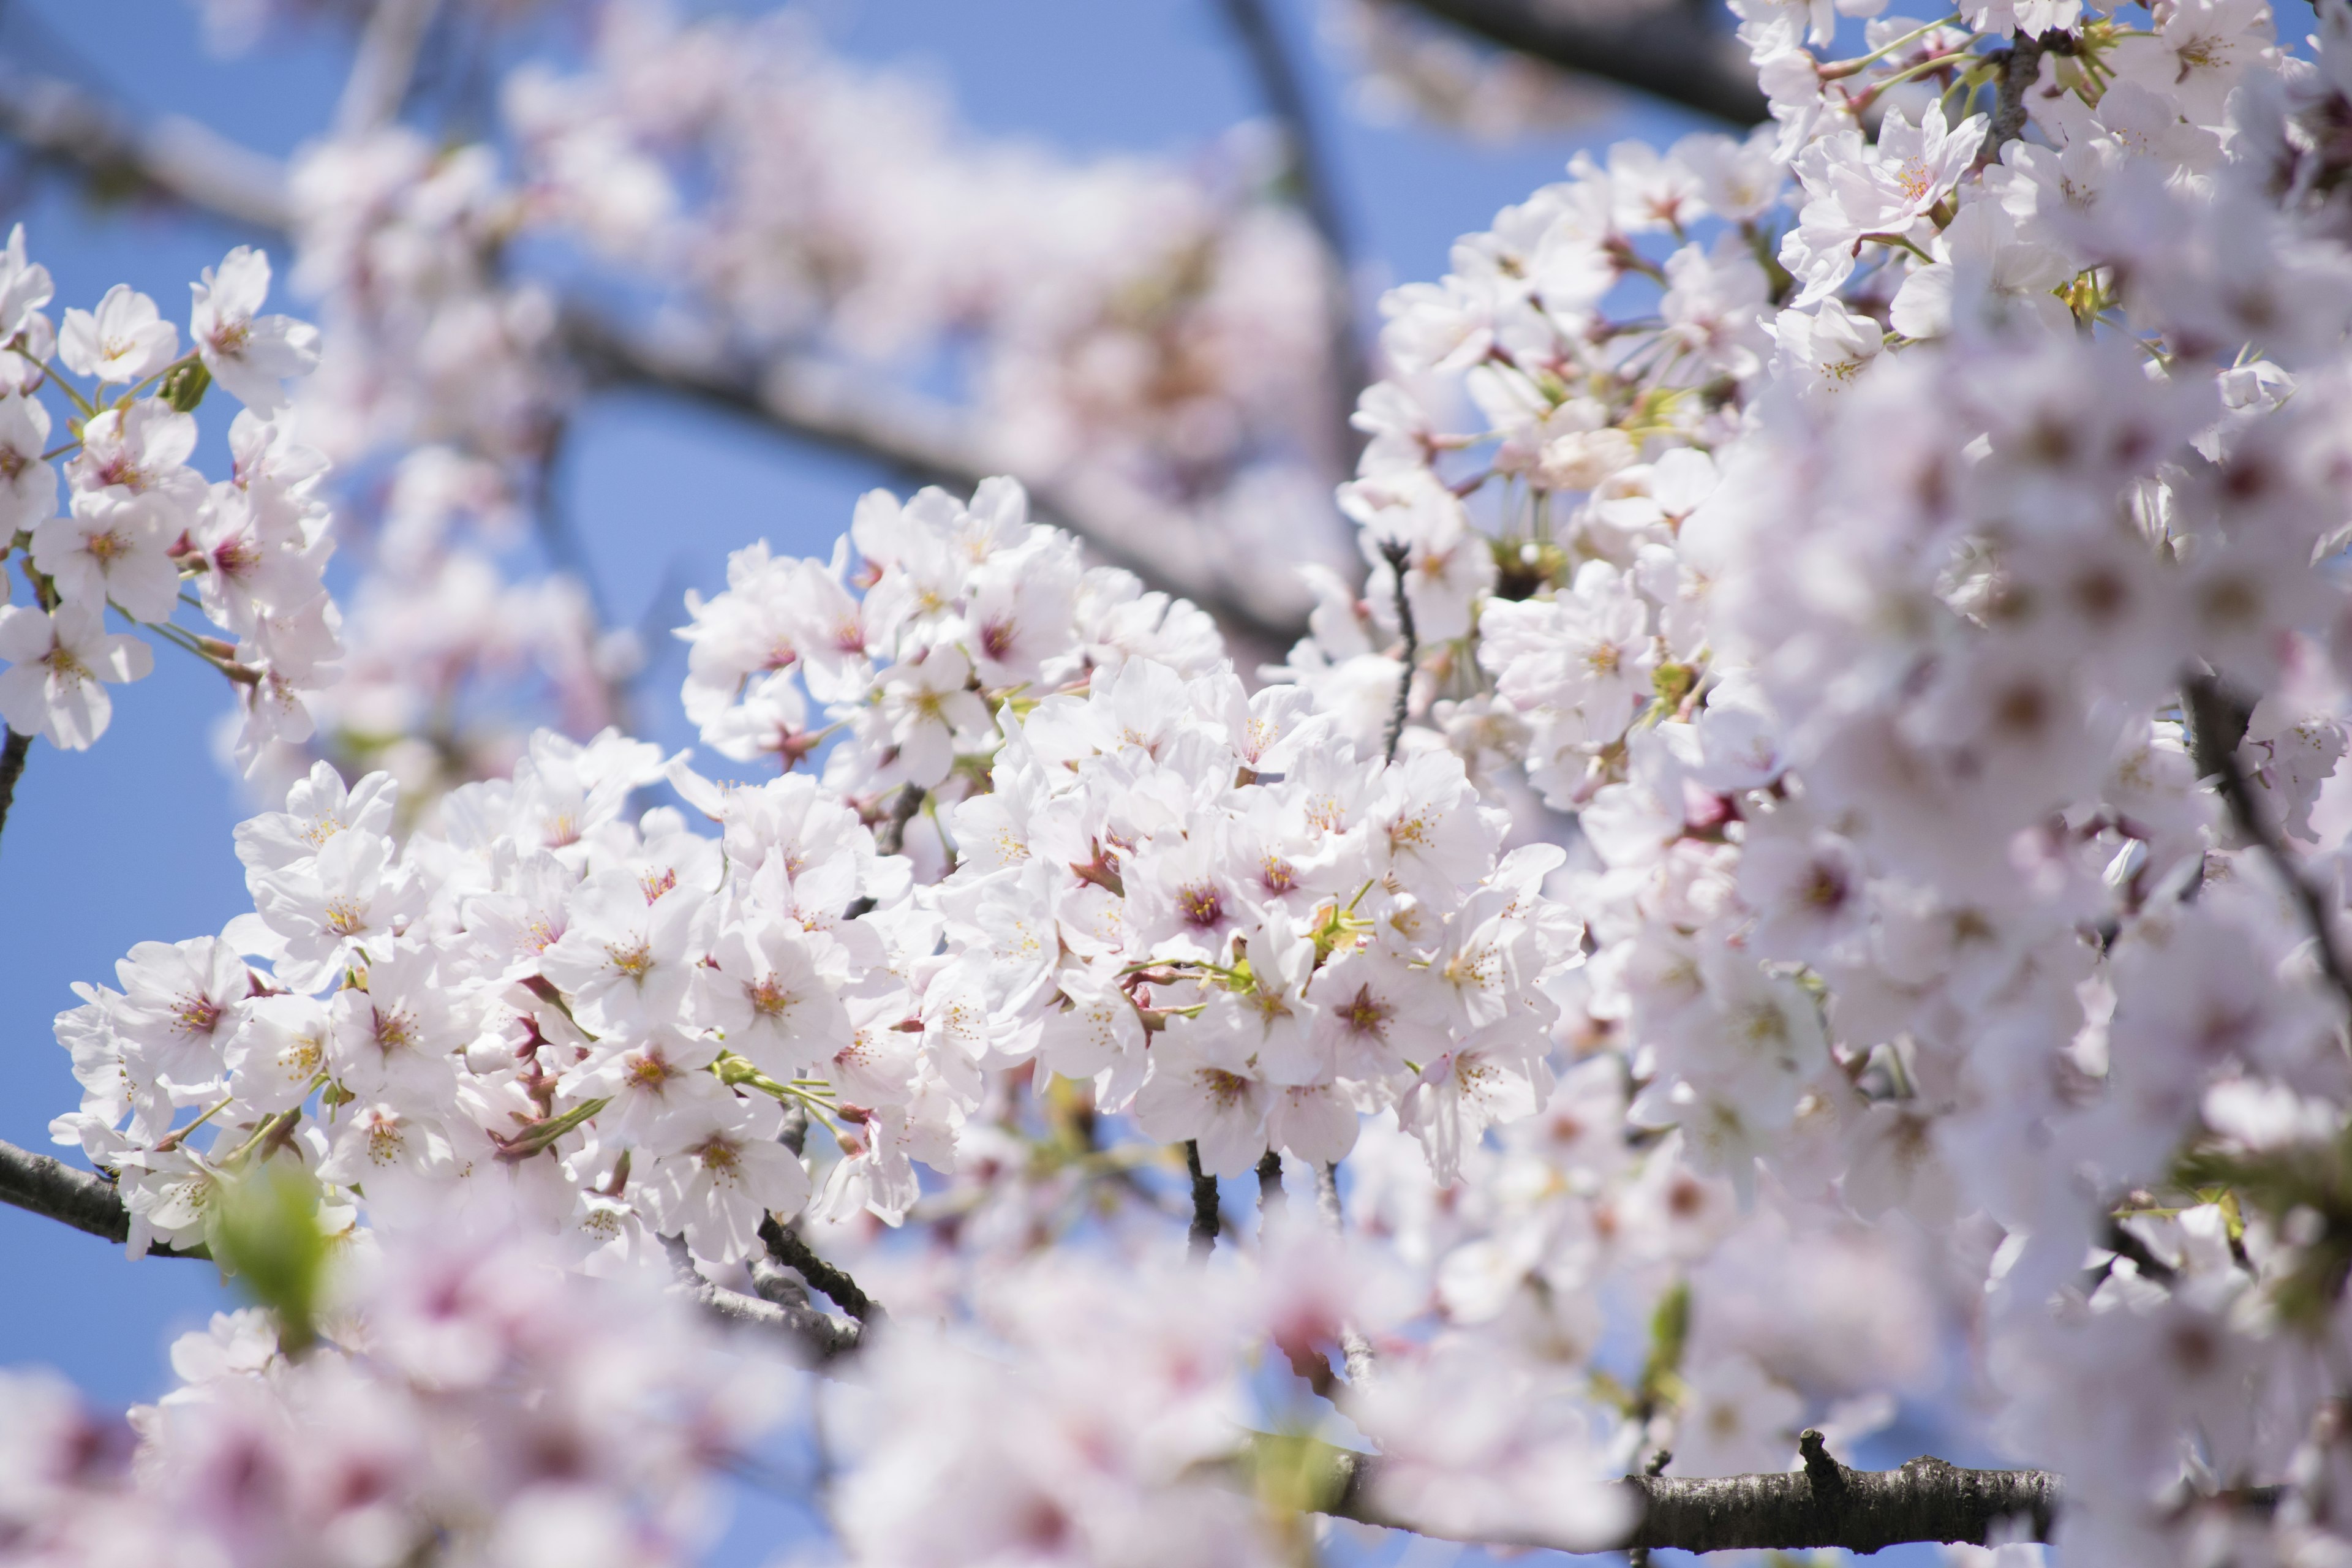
[0, 1, 1752, 1558]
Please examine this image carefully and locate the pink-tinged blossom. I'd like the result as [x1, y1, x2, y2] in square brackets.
[0, 603, 153, 748]
[189, 247, 322, 412]
[31, 495, 179, 621]
[58, 284, 179, 384]
[0, 391, 55, 534]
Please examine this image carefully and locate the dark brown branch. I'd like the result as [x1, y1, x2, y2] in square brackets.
[1255, 1148, 1287, 1222]
[1983, 31, 2048, 160]
[1185, 1139, 1221, 1259]
[1389, 0, 1768, 126]
[2186, 674, 2352, 1025]
[758, 1212, 888, 1327]
[0, 1136, 204, 1257]
[0, 729, 30, 853]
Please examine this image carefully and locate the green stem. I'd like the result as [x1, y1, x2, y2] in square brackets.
[1819, 12, 1966, 78]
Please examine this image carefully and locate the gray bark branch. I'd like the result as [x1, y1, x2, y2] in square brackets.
[1390, 0, 1768, 125]
[1299, 1428, 2073, 1554]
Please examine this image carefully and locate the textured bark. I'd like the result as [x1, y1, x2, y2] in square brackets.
[1185, 1140, 1223, 1259]
[1392, 0, 1769, 125]
[0, 1137, 205, 1257]
[1619, 1433, 2061, 1553]
[1305, 1430, 2071, 1555]
[1379, 539, 1417, 764]
[0, 730, 29, 854]
[759, 1213, 888, 1327]
[1985, 32, 2048, 157]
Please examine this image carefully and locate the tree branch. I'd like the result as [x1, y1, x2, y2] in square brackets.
[1279, 1428, 2078, 1554]
[0, 1136, 203, 1257]
[0, 69, 1313, 655]
[336, 0, 444, 135]
[2185, 673, 2352, 1027]
[0, 729, 31, 853]
[1215, 0, 1371, 468]
[1379, 538, 1417, 763]
[0, 1133, 873, 1362]
[0, 64, 289, 232]
[1389, 0, 1768, 125]
[1185, 1139, 1222, 1259]
[686, 1269, 864, 1362]
[559, 312, 1310, 653]
[758, 1212, 888, 1328]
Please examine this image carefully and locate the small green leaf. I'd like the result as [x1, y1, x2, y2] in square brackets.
[206, 1161, 331, 1353]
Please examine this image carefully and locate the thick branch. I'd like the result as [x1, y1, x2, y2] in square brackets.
[1983, 30, 2048, 160]
[687, 1271, 863, 1362]
[0, 1136, 202, 1257]
[1292, 1429, 2070, 1554]
[1390, 0, 1768, 125]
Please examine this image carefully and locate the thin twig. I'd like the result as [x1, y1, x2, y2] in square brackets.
[1379, 538, 1417, 763]
[1185, 1139, 1221, 1259]
[562, 313, 1312, 656]
[2186, 674, 2352, 1027]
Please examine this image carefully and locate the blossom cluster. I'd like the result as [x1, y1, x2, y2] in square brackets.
[255, 0, 1346, 797]
[51, 726, 910, 1266]
[0, 1227, 783, 1568]
[1276, 0, 2352, 1559]
[0, 228, 333, 762]
[28, 0, 2352, 1564]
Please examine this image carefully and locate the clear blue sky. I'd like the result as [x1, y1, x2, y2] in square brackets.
[0, 0, 1732, 1556]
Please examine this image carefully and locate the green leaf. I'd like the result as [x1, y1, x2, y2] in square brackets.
[205, 1161, 331, 1353]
